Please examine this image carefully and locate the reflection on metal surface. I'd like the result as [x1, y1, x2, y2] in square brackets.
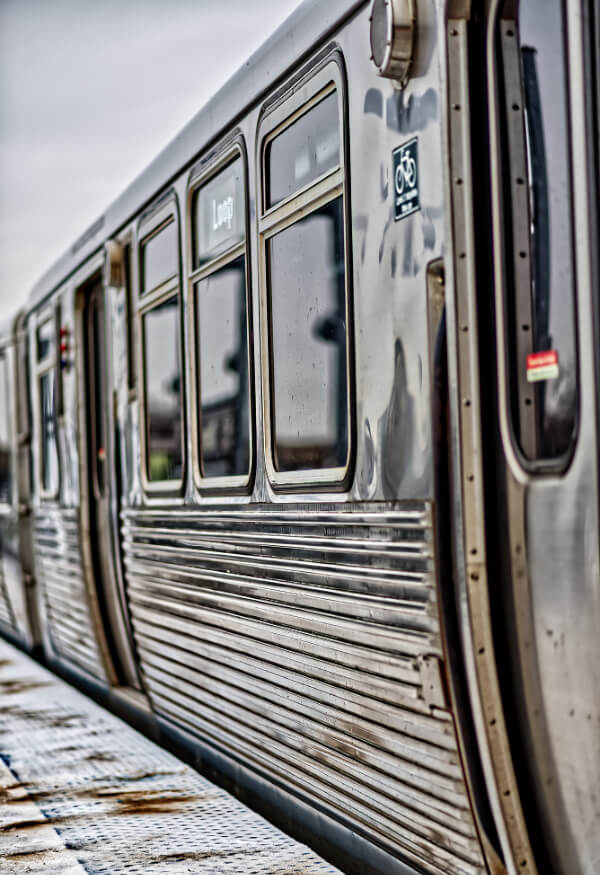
[379, 340, 415, 496]
[0, 638, 339, 874]
[123, 502, 485, 874]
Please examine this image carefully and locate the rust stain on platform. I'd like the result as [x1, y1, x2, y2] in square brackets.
[0, 638, 340, 874]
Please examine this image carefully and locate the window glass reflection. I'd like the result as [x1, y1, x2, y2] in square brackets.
[91, 295, 106, 495]
[194, 159, 245, 268]
[40, 371, 59, 494]
[268, 196, 347, 472]
[141, 221, 178, 294]
[37, 320, 54, 361]
[509, 0, 577, 458]
[0, 356, 12, 504]
[196, 256, 250, 477]
[143, 296, 183, 482]
[266, 91, 340, 208]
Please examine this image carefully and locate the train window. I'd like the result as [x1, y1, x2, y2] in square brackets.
[36, 319, 54, 361]
[142, 295, 183, 483]
[267, 198, 347, 471]
[266, 90, 340, 208]
[260, 69, 351, 487]
[138, 200, 184, 491]
[195, 257, 250, 478]
[189, 152, 252, 486]
[39, 371, 59, 494]
[140, 219, 178, 294]
[36, 315, 59, 497]
[499, 0, 578, 463]
[0, 354, 12, 505]
[193, 158, 245, 267]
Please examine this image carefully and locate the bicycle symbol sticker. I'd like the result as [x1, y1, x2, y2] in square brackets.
[393, 138, 420, 221]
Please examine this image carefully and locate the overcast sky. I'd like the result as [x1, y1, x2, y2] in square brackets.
[0, 0, 303, 321]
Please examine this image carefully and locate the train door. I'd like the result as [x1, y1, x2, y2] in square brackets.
[482, 2, 600, 873]
[81, 277, 141, 690]
[447, 1, 600, 872]
[0, 334, 31, 646]
[444, 0, 600, 871]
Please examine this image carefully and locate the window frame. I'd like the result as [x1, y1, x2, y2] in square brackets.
[34, 308, 60, 501]
[136, 196, 186, 496]
[186, 138, 255, 494]
[258, 58, 354, 491]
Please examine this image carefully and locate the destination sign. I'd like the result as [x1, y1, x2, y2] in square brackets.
[195, 158, 244, 267]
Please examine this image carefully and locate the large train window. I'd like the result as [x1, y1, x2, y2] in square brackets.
[137, 203, 184, 490]
[35, 317, 59, 496]
[497, 0, 578, 464]
[0, 352, 12, 505]
[188, 149, 252, 489]
[259, 61, 352, 489]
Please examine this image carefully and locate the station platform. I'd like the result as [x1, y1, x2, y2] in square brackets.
[0, 639, 341, 874]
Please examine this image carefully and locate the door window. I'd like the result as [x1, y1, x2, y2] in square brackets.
[498, 0, 578, 462]
[36, 318, 59, 495]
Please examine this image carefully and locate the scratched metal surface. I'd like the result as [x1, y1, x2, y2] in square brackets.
[0, 638, 340, 874]
[123, 502, 485, 875]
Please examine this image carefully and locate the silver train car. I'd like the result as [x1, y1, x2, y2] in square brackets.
[0, 1, 598, 873]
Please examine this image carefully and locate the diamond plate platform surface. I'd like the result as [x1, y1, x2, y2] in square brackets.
[0, 639, 341, 874]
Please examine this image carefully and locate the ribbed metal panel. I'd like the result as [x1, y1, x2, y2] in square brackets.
[0, 551, 15, 632]
[122, 502, 485, 875]
[33, 506, 106, 681]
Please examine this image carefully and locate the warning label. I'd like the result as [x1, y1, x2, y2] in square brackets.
[526, 350, 559, 383]
[393, 138, 420, 221]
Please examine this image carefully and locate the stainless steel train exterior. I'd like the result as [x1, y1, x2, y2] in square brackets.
[0, 1, 598, 874]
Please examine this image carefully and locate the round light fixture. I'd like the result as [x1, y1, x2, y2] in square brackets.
[369, 0, 415, 86]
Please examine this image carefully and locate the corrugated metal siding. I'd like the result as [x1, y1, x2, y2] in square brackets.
[123, 502, 485, 875]
[33, 506, 106, 682]
[0, 551, 16, 632]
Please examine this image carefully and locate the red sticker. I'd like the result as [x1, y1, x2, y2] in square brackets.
[526, 350, 559, 383]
